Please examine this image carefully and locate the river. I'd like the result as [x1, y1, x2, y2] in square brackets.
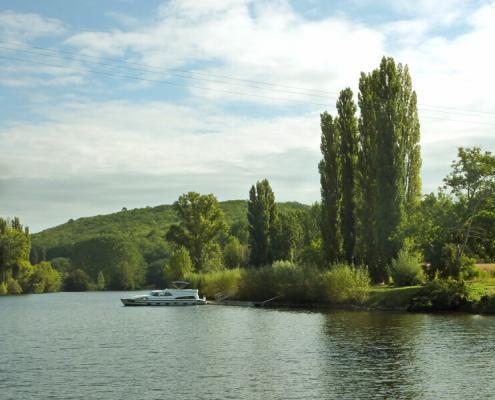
[1, 292, 494, 399]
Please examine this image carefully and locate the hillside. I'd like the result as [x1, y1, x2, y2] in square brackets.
[31, 200, 309, 260]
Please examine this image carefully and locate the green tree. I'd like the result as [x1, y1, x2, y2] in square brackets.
[357, 57, 422, 281]
[248, 179, 278, 266]
[223, 236, 247, 268]
[165, 246, 193, 281]
[166, 192, 227, 271]
[443, 147, 495, 271]
[0, 217, 31, 283]
[319, 112, 341, 265]
[271, 212, 303, 262]
[64, 269, 92, 291]
[336, 88, 358, 263]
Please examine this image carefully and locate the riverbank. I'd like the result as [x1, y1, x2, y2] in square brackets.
[209, 282, 495, 315]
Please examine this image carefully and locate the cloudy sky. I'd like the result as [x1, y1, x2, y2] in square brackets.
[1, 0, 494, 232]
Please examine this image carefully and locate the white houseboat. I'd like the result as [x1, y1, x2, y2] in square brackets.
[121, 281, 207, 306]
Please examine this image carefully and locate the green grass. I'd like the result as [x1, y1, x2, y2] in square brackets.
[367, 285, 421, 309]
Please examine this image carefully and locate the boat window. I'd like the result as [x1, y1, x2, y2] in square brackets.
[163, 292, 172, 296]
[176, 296, 195, 299]
[151, 292, 159, 297]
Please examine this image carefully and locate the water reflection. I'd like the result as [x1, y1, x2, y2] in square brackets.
[1, 294, 495, 400]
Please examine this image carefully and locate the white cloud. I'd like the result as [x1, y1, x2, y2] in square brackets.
[0, 10, 65, 41]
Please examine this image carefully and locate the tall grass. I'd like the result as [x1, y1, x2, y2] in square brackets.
[186, 262, 370, 304]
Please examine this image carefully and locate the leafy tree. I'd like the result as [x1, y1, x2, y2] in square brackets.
[223, 236, 248, 268]
[248, 179, 278, 266]
[64, 269, 92, 291]
[166, 192, 227, 271]
[443, 147, 495, 268]
[229, 220, 249, 244]
[0, 217, 31, 283]
[271, 212, 303, 262]
[165, 246, 193, 281]
[319, 112, 341, 265]
[336, 88, 358, 263]
[356, 57, 422, 281]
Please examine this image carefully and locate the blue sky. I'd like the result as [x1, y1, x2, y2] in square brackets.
[1, 0, 494, 231]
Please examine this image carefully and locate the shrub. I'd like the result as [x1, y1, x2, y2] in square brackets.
[408, 279, 472, 311]
[185, 269, 242, 299]
[0, 282, 7, 295]
[477, 294, 495, 314]
[7, 278, 22, 295]
[322, 264, 370, 304]
[390, 244, 425, 286]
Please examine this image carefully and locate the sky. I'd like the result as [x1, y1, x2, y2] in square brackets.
[0, 0, 494, 232]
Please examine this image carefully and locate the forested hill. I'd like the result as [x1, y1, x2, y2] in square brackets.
[31, 200, 308, 259]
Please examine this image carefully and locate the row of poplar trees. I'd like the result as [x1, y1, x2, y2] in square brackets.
[319, 57, 422, 282]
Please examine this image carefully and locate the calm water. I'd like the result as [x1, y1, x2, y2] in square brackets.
[1, 292, 495, 399]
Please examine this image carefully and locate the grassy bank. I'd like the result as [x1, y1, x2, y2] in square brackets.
[182, 262, 495, 313]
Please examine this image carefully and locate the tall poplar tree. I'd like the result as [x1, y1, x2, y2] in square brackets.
[248, 179, 277, 267]
[357, 72, 379, 276]
[319, 112, 341, 264]
[336, 88, 358, 264]
[357, 57, 422, 280]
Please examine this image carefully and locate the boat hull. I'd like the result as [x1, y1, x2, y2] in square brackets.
[121, 298, 207, 306]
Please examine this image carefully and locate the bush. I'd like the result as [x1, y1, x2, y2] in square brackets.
[390, 244, 425, 286]
[185, 269, 242, 299]
[322, 264, 370, 304]
[476, 294, 495, 314]
[0, 282, 7, 295]
[7, 278, 22, 295]
[408, 279, 472, 311]
[191, 262, 371, 304]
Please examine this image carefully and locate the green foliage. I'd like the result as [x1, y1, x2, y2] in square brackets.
[185, 268, 242, 299]
[166, 192, 227, 271]
[0, 217, 31, 283]
[96, 271, 106, 291]
[223, 236, 248, 269]
[164, 246, 193, 282]
[146, 258, 167, 288]
[300, 239, 323, 267]
[72, 235, 145, 290]
[6, 278, 22, 295]
[319, 112, 341, 265]
[442, 147, 495, 271]
[336, 88, 358, 263]
[408, 279, 472, 312]
[22, 261, 62, 293]
[477, 294, 495, 314]
[271, 212, 303, 262]
[190, 263, 370, 304]
[356, 58, 422, 281]
[0, 281, 6, 295]
[64, 269, 92, 291]
[440, 243, 476, 279]
[390, 242, 425, 286]
[248, 179, 278, 267]
[323, 264, 370, 304]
